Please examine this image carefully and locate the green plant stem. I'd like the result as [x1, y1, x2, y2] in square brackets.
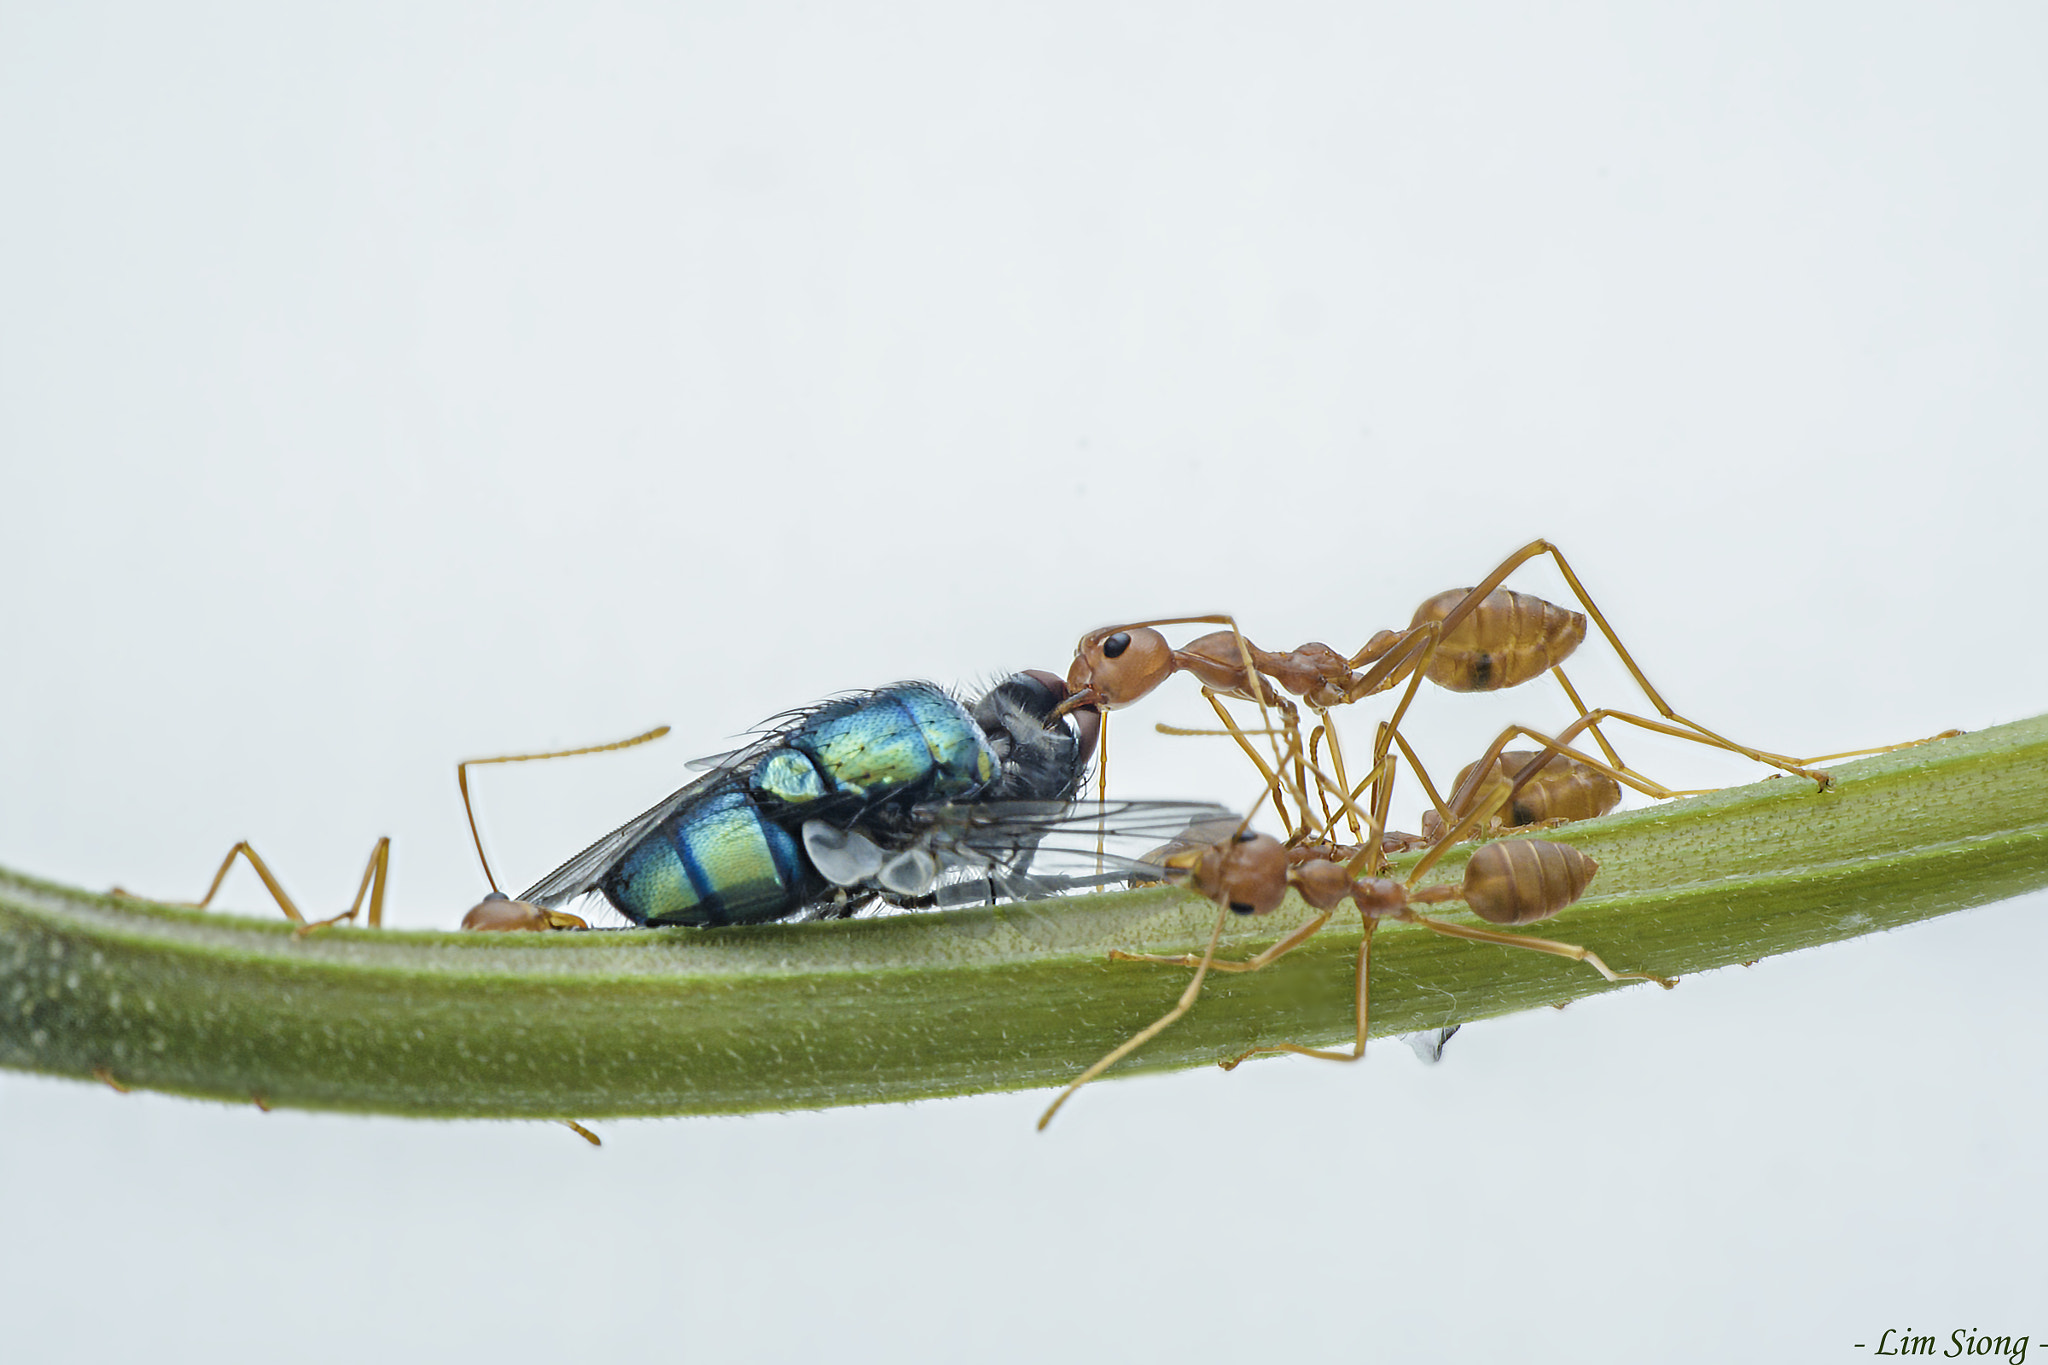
[4, 716, 2045, 1119]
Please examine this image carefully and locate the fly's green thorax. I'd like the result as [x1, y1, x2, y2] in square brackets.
[761, 685, 996, 804]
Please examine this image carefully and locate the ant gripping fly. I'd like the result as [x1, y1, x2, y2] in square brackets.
[1064, 539, 1956, 847]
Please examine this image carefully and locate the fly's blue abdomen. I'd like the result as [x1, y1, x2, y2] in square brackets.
[602, 784, 814, 926]
[750, 684, 997, 808]
[518, 674, 1103, 926]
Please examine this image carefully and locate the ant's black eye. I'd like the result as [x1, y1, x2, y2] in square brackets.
[1230, 901, 1256, 915]
[1102, 631, 1132, 659]
[1234, 830, 1257, 843]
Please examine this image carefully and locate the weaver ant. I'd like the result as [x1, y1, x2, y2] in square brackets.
[1036, 743, 1674, 1128]
[1065, 539, 1954, 845]
[1418, 748, 1622, 843]
[127, 728, 668, 933]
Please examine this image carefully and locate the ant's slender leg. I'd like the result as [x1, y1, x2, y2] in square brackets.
[1195, 691, 1314, 842]
[1400, 911, 1675, 989]
[1109, 748, 1361, 975]
[1345, 538, 1572, 692]
[1366, 726, 1401, 877]
[146, 726, 668, 936]
[1040, 895, 1237, 1130]
[344, 838, 391, 930]
[185, 842, 308, 922]
[1217, 919, 1378, 1069]
[1053, 759, 1356, 1121]
[1248, 769, 1595, 1070]
[1436, 708, 1816, 839]
[1309, 721, 1343, 842]
[1109, 909, 1335, 973]
[458, 726, 669, 892]
[1387, 727, 1463, 842]
[1784, 729, 1964, 764]
[1309, 707, 1412, 855]
[1153, 706, 1336, 847]
[1205, 759, 1460, 1072]
[1548, 665, 1627, 773]
[1345, 540, 1867, 789]
[1476, 542, 1831, 785]
[179, 838, 389, 935]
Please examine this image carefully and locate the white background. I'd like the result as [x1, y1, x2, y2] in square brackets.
[3, 4, 2043, 1361]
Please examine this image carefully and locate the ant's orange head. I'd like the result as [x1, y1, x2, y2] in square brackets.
[461, 894, 588, 932]
[1165, 830, 1288, 915]
[1065, 626, 1175, 710]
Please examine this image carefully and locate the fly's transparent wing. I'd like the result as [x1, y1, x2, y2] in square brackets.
[911, 799, 1243, 906]
[517, 769, 737, 908]
[520, 694, 857, 906]
[922, 799, 1240, 863]
[681, 728, 792, 775]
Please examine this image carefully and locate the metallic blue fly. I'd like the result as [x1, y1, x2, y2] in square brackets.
[518, 672, 1231, 927]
